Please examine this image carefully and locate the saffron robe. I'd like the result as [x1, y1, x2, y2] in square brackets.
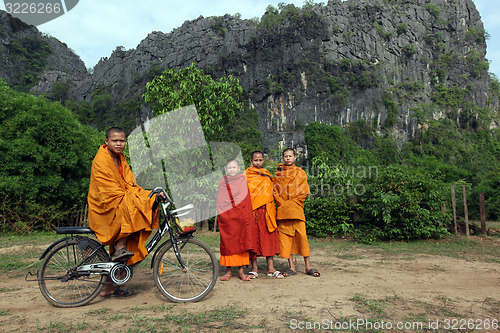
[88, 145, 159, 265]
[273, 163, 311, 258]
[245, 166, 280, 258]
[217, 174, 255, 261]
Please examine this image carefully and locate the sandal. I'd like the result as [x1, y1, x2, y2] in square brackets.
[282, 269, 297, 277]
[248, 271, 258, 279]
[306, 268, 321, 277]
[239, 274, 251, 281]
[102, 287, 133, 298]
[111, 248, 134, 262]
[267, 271, 284, 279]
[220, 274, 232, 281]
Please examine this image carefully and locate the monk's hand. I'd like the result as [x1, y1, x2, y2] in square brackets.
[157, 192, 168, 202]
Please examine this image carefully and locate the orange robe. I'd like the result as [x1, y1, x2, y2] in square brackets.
[273, 163, 310, 259]
[245, 166, 279, 258]
[87, 145, 159, 265]
[217, 174, 255, 267]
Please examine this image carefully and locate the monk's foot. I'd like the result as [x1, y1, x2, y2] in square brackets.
[267, 271, 284, 279]
[221, 274, 232, 281]
[111, 248, 134, 262]
[282, 268, 297, 277]
[239, 274, 251, 281]
[100, 285, 115, 297]
[101, 287, 134, 298]
[248, 271, 258, 279]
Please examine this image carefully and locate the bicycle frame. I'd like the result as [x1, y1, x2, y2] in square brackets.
[146, 200, 197, 270]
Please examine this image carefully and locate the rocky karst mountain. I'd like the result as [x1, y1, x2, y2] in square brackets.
[1, 0, 498, 151]
[0, 11, 86, 91]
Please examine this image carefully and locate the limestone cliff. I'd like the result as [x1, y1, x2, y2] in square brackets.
[1, 0, 497, 151]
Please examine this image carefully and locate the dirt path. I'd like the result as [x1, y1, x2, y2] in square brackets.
[0, 237, 499, 332]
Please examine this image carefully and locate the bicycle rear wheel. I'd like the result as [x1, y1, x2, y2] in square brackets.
[38, 237, 108, 307]
[153, 238, 218, 302]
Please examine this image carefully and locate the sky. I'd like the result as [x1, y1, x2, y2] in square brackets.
[1, 0, 498, 78]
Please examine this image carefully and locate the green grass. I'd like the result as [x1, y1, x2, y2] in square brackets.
[87, 307, 111, 315]
[0, 231, 61, 246]
[485, 220, 500, 228]
[0, 251, 40, 273]
[350, 294, 386, 317]
[33, 305, 251, 332]
[358, 235, 500, 262]
[337, 253, 365, 260]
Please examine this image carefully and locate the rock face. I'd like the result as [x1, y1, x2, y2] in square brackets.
[1, 0, 498, 150]
[0, 12, 87, 92]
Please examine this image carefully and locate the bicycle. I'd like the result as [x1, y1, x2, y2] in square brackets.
[27, 187, 218, 308]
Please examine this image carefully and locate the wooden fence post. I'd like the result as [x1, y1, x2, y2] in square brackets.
[451, 186, 457, 234]
[463, 186, 470, 236]
[441, 202, 446, 214]
[213, 215, 218, 232]
[479, 193, 487, 235]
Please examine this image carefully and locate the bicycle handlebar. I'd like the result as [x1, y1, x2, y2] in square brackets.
[148, 187, 173, 204]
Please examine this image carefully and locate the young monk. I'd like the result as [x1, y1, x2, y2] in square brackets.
[273, 148, 320, 277]
[217, 158, 255, 281]
[245, 151, 283, 279]
[88, 127, 161, 297]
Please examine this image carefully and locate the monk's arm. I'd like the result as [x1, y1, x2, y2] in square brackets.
[288, 173, 309, 206]
[272, 185, 285, 206]
[92, 166, 126, 198]
[290, 193, 308, 206]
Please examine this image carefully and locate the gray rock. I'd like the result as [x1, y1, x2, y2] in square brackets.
[1, 0, 498, 152]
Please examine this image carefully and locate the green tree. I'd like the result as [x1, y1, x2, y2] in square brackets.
[143, 63, 244, 140]
[304, 122, 359, 164]
[0, 79, 101, 231]
[142, 64, 260, 227]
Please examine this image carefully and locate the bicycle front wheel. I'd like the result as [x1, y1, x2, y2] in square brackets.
[153, 238, 218, 302]
[38, 237, 108, 307]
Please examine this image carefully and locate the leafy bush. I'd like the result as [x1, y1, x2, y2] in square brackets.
[0, 80, 101, 231]
[304, 122, 362, 164]
[465, 27, 489, 44]
[8, 35, 51, 91]
[403, 43, 417, 57]
[302, 116, 499, 241]
[376, 24, 392, 40]
[466, 50, 489, 78]
[471, 167, 500, 221]
[355, 165, 450, 243]
[397, 23, 408, 34]
[305, 196, 354, 237]
[425, 4, 441, 20]
[382, 92, 399, 128]
[304, 154, 355, 237]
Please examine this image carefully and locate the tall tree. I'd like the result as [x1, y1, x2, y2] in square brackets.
[0, 79, 101, 231]
[143, 63, 244, 140]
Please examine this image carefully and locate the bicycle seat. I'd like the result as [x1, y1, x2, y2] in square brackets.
[56, 227, 94, 234]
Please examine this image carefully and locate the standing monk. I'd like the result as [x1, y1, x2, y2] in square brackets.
[273, 148, 320, 277]
[217, 158, 255, 281]
[217, 158, 253, 281]
[245, 151, 283, 279]
[88, 127, 160, 297]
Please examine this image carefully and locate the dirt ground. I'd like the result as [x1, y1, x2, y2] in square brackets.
[0, 235, 499, 332]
